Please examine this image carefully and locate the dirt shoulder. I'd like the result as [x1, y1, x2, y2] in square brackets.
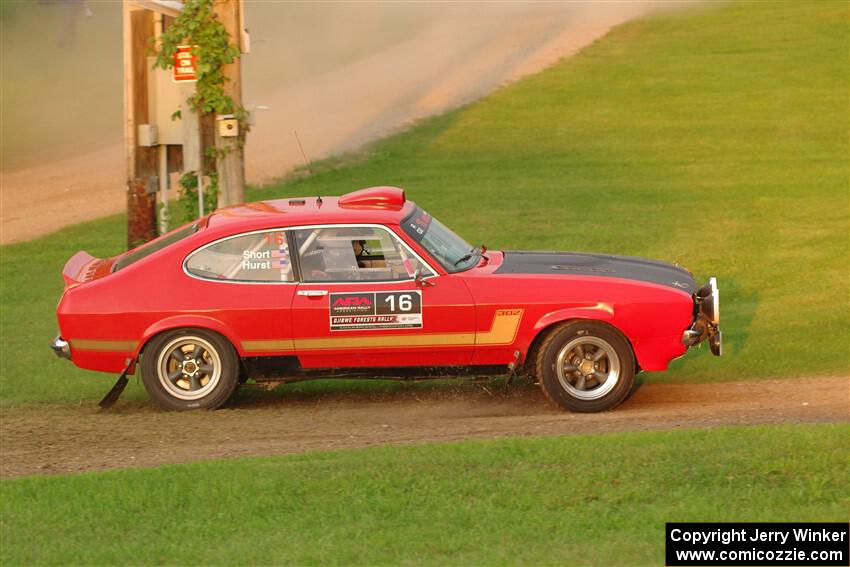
[1, 376, 846, 479]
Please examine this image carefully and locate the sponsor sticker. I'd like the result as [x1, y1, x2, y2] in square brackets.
[329, 291, 422, 331]
[404, 210, 432, 242]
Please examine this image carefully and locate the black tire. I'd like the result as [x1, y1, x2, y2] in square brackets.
[536, 320, 635, 413]
[141, 328, 239, 411]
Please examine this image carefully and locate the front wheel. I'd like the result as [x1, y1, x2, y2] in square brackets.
[141, 329, 239, 410]
[536, 321, 635, 412]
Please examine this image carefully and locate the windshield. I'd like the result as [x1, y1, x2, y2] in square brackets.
[401, 207, 478, 272]
[113, 222, 199, 272]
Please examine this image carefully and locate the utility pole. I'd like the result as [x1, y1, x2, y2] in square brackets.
[123, 2, 158, 249]
[123, 0, 245, 244]
[213, 0, 246, 207]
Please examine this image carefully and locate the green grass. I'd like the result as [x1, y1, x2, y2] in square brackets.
[1, 1, 848, 406]
[2, 423, 847, 565]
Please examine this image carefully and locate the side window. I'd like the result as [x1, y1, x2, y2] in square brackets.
[185, 230, 294, 282]
[293, 226, 435, 283]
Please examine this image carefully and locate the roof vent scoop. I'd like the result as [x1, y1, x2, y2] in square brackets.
[338, 186, 405, 209]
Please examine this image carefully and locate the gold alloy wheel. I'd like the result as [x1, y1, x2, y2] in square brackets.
[155, 335, 223, 401]
[555, 335, 621, 401]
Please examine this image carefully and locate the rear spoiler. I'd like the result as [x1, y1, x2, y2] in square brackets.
[62, 251, 99, 287]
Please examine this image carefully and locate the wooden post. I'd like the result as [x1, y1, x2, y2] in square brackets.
[213, 0, 245, 207]
[180, 83, 204, 215]
[154, 12, 169, 235]
[124, 1, 158, 249]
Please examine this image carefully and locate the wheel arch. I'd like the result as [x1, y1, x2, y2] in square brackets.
[523, 309, 638, 376]
[532, 306, 615, 333]
[135, 316, 242, 358]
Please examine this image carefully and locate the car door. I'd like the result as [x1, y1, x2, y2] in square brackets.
[290, 224, 476, 369]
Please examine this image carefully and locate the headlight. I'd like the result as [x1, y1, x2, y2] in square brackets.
[698, 277, 720, 325]
[709, 277, 719, 324]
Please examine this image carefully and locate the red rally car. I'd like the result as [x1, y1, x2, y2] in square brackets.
[52, 186, 721, 412]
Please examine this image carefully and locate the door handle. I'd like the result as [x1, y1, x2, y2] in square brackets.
[297, 290, 328, 297]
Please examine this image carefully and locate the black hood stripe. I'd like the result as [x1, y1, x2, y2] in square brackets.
[495, 251, 695, 292]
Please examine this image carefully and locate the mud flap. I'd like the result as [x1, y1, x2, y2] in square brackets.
[709, 328, 722, 356]
[504, 350, 522, 390]
[98, 362, 132, 410]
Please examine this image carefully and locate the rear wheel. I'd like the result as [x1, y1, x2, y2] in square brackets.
[141, 329, 239, 410]
[536, 321, 635, 412]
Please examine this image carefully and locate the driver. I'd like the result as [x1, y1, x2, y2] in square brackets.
[352, 240, 386, 268]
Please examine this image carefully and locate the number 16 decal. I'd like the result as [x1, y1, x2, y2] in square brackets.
[377, 292, 420, 314]
[329, 291, 422, 331]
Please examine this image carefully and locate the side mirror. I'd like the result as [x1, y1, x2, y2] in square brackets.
[414, 268, 435, 287]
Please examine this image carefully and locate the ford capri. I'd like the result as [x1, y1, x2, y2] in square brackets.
[52, 186, 721, 412]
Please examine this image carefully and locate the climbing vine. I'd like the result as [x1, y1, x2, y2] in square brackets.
[177, 170, 219, 221]
[153, 0, 247, 223]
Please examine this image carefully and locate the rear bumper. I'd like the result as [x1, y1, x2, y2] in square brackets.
[50, 335, 71, 359]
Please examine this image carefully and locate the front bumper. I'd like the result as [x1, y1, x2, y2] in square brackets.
[682, 277, 722, 356]
[51, 335, 71, 359]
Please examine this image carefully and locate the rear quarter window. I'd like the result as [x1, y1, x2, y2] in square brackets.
[185, 230, 294, 282]
[113, 223, 199, 272]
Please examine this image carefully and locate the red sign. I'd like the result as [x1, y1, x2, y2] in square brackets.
[172, 45, 198, 83]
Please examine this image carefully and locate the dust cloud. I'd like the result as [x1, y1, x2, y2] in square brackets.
[1, 1, 663, 243]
